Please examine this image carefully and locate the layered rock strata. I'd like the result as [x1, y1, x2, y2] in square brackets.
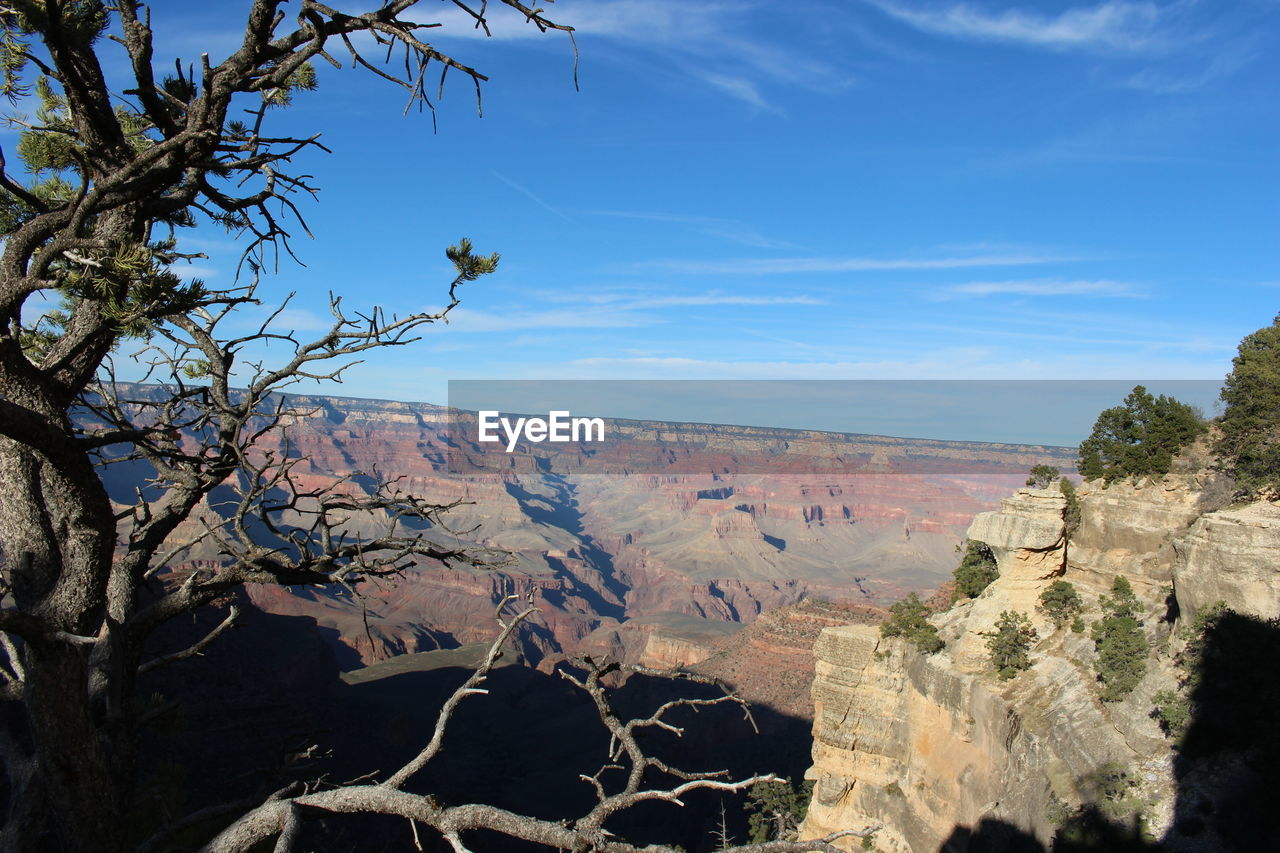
[801, 470, 1280, 852]
[131, 388, 1073, 666]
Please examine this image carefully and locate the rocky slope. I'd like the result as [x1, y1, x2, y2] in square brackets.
[800, 456, 1279, 852]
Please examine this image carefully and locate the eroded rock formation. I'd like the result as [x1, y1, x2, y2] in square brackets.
[801, 465, 1280, 852]
[137, 390, 1074, 667]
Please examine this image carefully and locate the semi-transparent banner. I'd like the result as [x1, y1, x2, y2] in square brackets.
[442, 380, 1220, 476]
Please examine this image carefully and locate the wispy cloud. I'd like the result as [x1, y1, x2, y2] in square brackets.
[639, 253, 1075, 275]
[862, 0, 1172, 52]
[626, 293, 823, 308]
[490, 171, 574, 222]
[428, 1, 851, 109]
[939, 279, 1140, 298]
[694, 71, 772, 111]
[1123, 42, 1258, 93]
[443, 289, 821, 332]
[563, 354, 997, 379]
[527, 286, 822, 307]
[580, 209, 800, 249]
[561, 345, 1228, 380]
[425, 1, 707, 42]
[165, 262, 220, 282]
[445, 306, 652, 333]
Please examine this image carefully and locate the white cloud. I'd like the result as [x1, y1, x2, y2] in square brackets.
[940, 279, 1140, 298]
[1123, 43, 1258, 93]
[166, 262, 220, 281]
[441, 289, 823, 332]
[563, 354, 1004, 379]
[631, 293, 823, 307]
[579, 209, 800, 249]
[425, 0, 712, 42]
[693, 71, 773, 110]
[490, 170, 575, 222]
[558, 349, 1227, 380]
[641, 253, 1074, 275]
[426, 1, 849, 109]
[863, 1, 1170, 52]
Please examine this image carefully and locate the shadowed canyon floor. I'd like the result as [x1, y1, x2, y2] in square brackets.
[140, 593, 823, 852]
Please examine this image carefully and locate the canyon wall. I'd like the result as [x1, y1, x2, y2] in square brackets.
[801, 461, 1280, 852]
[134, 389, 1073, 667]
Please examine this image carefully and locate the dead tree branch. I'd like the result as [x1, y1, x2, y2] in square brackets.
[200, 603, 878, 851]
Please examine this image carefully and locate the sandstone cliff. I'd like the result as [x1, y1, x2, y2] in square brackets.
[801, 463, 1280, 852]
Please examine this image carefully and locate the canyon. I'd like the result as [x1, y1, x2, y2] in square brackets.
[147, 391, 1074, 669]
[116, 388, 1280, 851]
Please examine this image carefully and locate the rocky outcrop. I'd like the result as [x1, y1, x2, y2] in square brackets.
[801, 469, 1280, 852]
[802, 621, 1176, 852]
[1173, 501, 1280, 621]
[949, 489, 1068, 669]
[637, 631, 720, 669]
[1068, 478, 1206, 599]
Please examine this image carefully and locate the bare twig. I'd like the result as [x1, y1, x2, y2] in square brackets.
[384, 594, 530, 788]
[138, 606, 240, 674]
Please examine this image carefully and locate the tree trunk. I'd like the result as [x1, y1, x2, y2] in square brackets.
[16, 644, 126, 853]
[0, 437, 129, 851]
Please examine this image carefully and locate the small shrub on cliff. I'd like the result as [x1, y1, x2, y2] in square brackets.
[952, 540, 998, 600]
[1038, 580, 1083, 629]
[1077, 385, 1204, 484]
[1101, 576, 1140, 619]
[1059, 477, 1082, 540]
[1092, 577, 1148, 701]
[1046, 796, 1074, 828]
[880, 593, 944, 654]
[1026, 464, 1060, 488]
[1216, 314, 1280, 495]
[986, 611, 1037, 680]
[1151, 689, 1191, 739]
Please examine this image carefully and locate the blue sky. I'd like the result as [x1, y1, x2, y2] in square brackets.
[16, 1, 1277, 434]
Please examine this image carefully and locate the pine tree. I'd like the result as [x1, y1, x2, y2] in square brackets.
[986, 611, 1037, 680]
[880, 593, 945, 654]
[1216, 314, 1280, 494]
[953, 540, 999, 599]
[1038, 580, 1083, 629]
[1059, 478, 1082, 540]
[1026, 464, 1060, 488]
[1092, 577, 1148, 701]
[1077, 386, 1203, 484]
[743, 777, 814, 842]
